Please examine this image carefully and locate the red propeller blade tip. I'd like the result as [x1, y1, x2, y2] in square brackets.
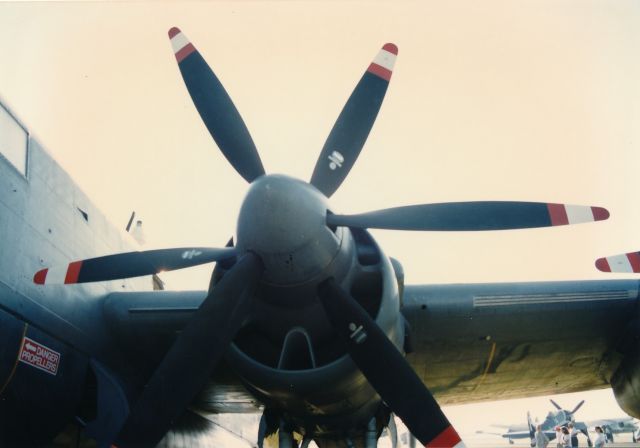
[597, 252, 640, 273]
[64, 261, 83, 284]
[33, 269, 48, 285]
[591, 206, 610, 221]
[595, 258, 611, 272]
[382, 43, 398, 55]
[425, 425, 465, 447]
[547, 204, 610, 226]
[168, 27, 196, 63]
[367, 43, 398, 82]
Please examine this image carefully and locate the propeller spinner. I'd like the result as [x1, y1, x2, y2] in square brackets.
[34, 28, 612, 447]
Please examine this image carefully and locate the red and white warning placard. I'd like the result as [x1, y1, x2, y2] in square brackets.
[18, 337, 61, 376]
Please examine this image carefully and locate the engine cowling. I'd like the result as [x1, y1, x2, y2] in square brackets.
[223, 227, 405, 439]
[611, 319, 640, 418]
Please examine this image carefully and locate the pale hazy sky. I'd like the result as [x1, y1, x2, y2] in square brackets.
[1, 0, 639, 444]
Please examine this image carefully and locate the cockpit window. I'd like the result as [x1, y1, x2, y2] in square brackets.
[0, 103, 28, 176]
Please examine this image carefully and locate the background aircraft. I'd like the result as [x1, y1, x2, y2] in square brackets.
[1, 2, 640, 448]
[478, 399, 639, 446]
[585, 417, 638, 443]
[478, 400, 591, 445]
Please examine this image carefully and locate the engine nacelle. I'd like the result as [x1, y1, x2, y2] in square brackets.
[610, 319, 640, 418]
[0, 308, 90, 445]
[224, 228, 405, 438]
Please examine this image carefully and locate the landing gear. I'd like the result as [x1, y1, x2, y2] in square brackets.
[278, 421, 296, 448]
[365, 418, 377, 448]
[387, 416, 398, 448]
[257, 414, 267, 448]
[259, 415, 405, 447]
[579, 428, 592, 447]
[257, 414, 300, 448]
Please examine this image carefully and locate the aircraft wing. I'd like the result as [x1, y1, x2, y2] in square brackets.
[401, 279, 638, 405]
[585, 417, 634, 424]
[497, 430, 557, 440]
[103, 290, 261, 414]
[101, 278, 639, 413]
[584, 417, 637, 429]
[503, 431, 531, 439]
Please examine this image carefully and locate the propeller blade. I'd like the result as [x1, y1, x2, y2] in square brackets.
[317, 278, 465, 448]
[327, 202, 609, 231]
[550, 399, 563, 411]
[596, 252, 640, 273]
[33, 247, 236, 285]
[310, 43, 398, 198]
[570, 400, 585, 414]
[168, 27, 265, 183]
[115, 252, 263, 447]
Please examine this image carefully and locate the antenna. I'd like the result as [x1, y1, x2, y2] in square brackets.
[126, 211, 135, 232]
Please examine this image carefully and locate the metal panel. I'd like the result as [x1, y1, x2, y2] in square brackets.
[402, 280, 639, 405]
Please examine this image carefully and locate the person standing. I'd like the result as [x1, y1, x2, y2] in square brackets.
[561, 427, 571, 448]
[593, 426, 605, 448]
[568, 423, 579, 447]
[555, 426, 563, 448]
[535, 425, 550, 448]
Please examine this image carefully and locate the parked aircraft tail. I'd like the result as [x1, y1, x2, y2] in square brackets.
[528, 412, 536, 447]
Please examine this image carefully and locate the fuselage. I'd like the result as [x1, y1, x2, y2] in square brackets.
[0, 102, 152, 444]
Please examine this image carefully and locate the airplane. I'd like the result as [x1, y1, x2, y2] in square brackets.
[2, 25, 639, 448]
[586, 417, 638, 443]
[477, 400, 592, 445]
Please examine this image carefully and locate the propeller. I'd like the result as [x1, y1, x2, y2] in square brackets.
[114, 252, 263, 447]
[310, 43, 398, 198]
[31, 26, 612, 447]
[549, 399, 584, 415]
[33, 247, 236, 285]
[317, 278, 465, 448]
[168, 27, 265, 183]
[327, 202, 609, 231]
[570, 400, 585, 415]
[596, 251, 640, 273]
[550, 399, 562, 411]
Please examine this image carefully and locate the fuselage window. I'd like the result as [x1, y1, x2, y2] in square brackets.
[0, 103, 28, 176]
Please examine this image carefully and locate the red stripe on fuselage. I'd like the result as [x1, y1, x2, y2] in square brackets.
[65, 261, 83, 284]
[425, 425, 461, 447]
[367, 63, 392, 81]
[547, 203, 568, 226]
